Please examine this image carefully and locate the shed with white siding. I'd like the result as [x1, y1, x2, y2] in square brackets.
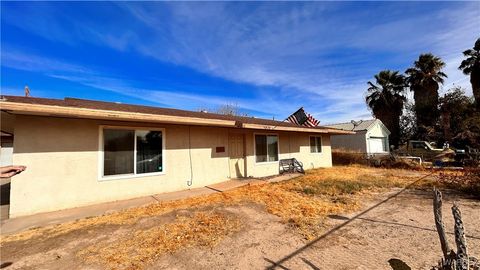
[325, 119, 390, 154]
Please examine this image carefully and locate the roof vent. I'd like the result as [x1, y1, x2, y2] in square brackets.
[25, 85, 30, 97]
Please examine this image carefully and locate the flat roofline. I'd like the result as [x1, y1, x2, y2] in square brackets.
[0, 97, 354, 135]
[242, 123, 354, 134]
[0, 101, 237, 127]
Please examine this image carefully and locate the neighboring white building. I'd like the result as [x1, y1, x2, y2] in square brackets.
[325, 119, 391, 154]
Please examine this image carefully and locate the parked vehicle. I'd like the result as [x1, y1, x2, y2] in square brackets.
[395, 140, 445, 161]
[394, 140, 480, 167]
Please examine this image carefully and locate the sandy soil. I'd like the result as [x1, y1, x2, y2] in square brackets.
[1, 189, 479, 270]
[268, 189, 480, 270]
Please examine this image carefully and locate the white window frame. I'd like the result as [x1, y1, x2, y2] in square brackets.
[98, 125, 166, 181]
[253, 133, 280, 165]
[309, 135, 322, 153]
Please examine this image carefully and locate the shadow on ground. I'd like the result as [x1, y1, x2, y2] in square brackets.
[0, 262, 13, 269]
[388, 258, 411, 270]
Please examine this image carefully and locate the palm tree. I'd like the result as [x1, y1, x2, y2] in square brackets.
[459, 38, 480, 110]
[366, 70, 406, 148]
[405, 53, 447, 129]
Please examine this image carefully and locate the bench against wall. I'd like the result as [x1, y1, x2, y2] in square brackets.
[279, 158, 305, 174]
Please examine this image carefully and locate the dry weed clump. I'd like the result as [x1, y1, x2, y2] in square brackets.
[332, 150, 368, 165]
[430, 168, 480, 197]
[388, 159, 425, 170]
[78, 211, 241, 270]
[282, 166, 418, 196]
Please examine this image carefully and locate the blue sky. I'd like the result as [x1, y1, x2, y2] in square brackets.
[1, 2, 479, 124]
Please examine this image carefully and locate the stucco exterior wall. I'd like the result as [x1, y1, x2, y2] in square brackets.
[329, 132, 368, 153]
[244, 132, 332, 177]
[9, 115, 332, 217]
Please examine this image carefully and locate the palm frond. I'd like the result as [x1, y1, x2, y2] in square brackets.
[365, 69, 406, 112]
[474, 38, 480, 50]
[463, 49, 475, 56]
[459, 38, 480, 73]
[437, 71, 447, 79]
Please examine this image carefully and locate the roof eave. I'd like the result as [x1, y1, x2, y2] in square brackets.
[0, 101, 237, 127]
[242, 123, 355, 134]
[0, 101, 355, 134]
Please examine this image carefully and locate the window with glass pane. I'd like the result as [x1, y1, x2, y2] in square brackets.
[267, 135, 279, 161]
[255, 135, 267, 162]
[103, 129, 134, 176]
[255, 134, 278, 162]
[310, 136, 322, 153]
[136, 130, 163, 174]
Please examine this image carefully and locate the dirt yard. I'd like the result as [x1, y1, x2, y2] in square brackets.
[1, 166, 479, 270]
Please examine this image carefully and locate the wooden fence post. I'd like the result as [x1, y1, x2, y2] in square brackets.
[452, 203, 469, 270]
[433, 188, 451, 261]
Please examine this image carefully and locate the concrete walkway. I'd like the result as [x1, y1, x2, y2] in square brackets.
[0, 173, 301, 235]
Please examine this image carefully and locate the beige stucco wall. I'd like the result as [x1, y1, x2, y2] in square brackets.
[9, 115, 332, 217]
[245, 132, 332, 177]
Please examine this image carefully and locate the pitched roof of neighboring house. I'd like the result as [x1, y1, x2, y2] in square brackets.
[325, 119, 381, 132]
[0, 95, 354, 135]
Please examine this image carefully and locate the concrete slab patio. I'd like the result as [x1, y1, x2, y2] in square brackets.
[205, 178, 265, 192]
[0, 173, 301, 235]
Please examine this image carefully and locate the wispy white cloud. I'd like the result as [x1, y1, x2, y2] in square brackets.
[1, 49, 296, 117]
[2, 2, 478, 123]
[431, 5, 479, 95]
[119, 2, 478, 120]
[2, 49, 91, 74]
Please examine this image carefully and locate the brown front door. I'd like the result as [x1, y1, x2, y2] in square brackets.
[229, 133, 245, 178]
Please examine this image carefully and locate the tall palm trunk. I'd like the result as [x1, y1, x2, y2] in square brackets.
[373, 107, 401, 148]
[390, 111, 402, 149]
[471, 67, 480, 110]
[441, 111, 452, 141]
[413, 81, 440, 127]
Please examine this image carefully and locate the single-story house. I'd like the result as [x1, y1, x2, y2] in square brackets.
[0, 95, 352, 217]
[325, 119, 390, 154]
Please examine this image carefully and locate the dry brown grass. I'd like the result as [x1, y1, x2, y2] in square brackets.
[1, 165, 429, 264]
[283, 165, 420, 196]
[78, 211, 241, 270]
[1, 166, 425, 243]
